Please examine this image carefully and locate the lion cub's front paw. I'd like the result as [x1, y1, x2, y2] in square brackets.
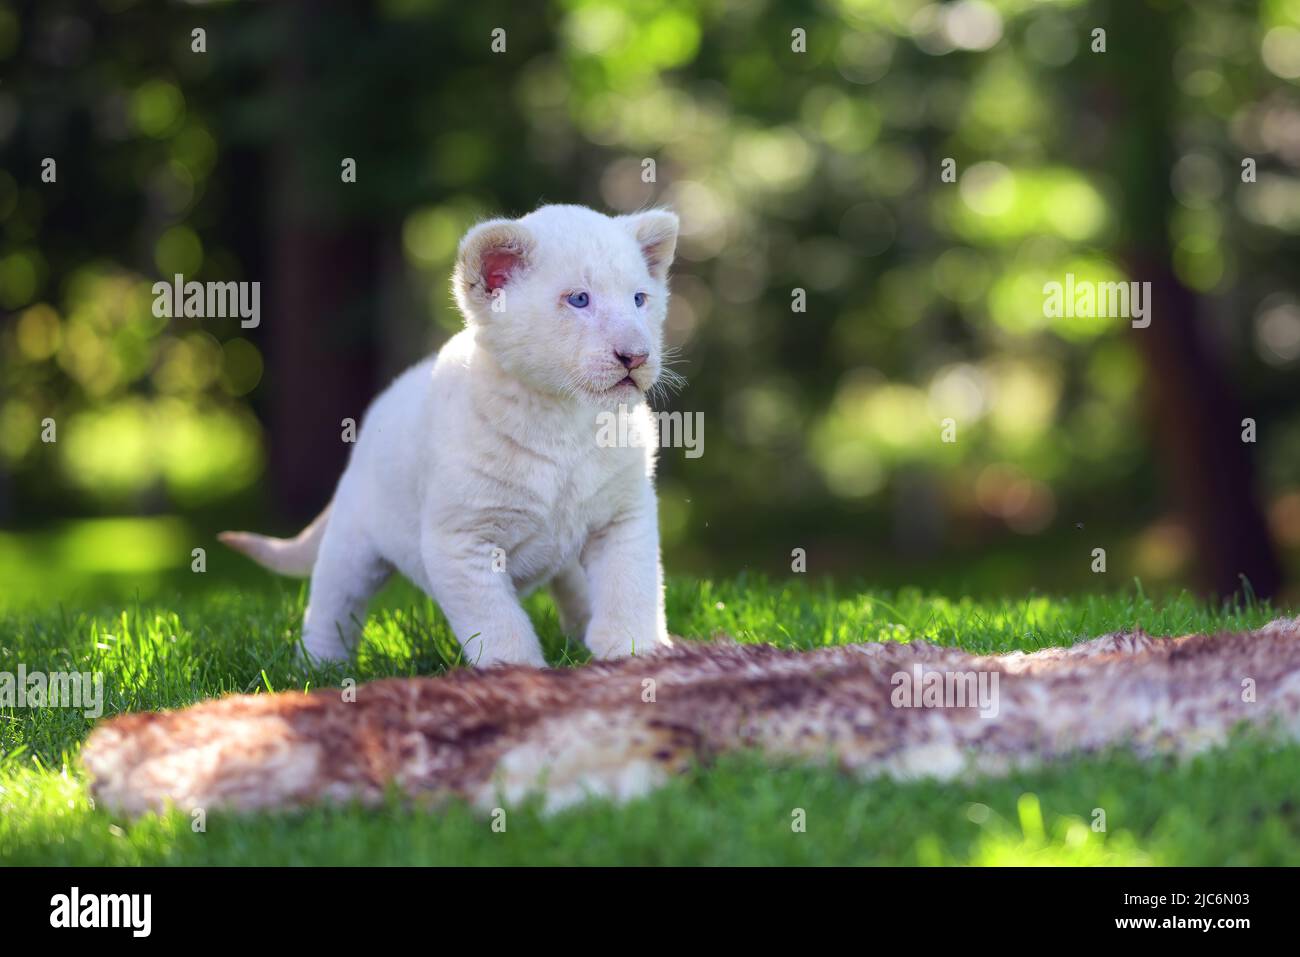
[585, 629, 673, 660]
[461, 631, 548, 669]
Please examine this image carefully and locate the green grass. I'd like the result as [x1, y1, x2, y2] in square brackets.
[2, 566, 1298, 865]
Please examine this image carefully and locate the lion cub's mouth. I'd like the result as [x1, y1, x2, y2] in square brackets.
[587, 374, 648, 398]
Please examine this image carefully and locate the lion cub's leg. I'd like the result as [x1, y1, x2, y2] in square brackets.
[300, 520, 391, 662]
[549, 561, 592, 640]
[421, 530, 547, 668]
[580, 497, 671, 660]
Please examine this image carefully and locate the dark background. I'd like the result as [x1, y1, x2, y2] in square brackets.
[2, 0, 1299, 601]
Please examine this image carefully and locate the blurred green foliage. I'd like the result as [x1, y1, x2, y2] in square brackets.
[3, 0, 1300, 594]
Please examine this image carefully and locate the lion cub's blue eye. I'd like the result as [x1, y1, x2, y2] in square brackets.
[566, 291, 590, 308]
[634, 292, 647, 308]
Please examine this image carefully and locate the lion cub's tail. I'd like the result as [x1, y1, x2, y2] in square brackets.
[218, 503, 331, 578]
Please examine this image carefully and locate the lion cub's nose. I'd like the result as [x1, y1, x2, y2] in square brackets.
[616, 351, 648, 370]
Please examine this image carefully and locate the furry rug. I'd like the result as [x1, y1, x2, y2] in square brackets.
[82, 619, 1300, 816]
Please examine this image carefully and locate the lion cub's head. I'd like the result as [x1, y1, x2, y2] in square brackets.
[453, 204, 679, 407]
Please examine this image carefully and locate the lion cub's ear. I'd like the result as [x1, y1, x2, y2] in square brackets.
[453, 218, 536, 312]
[624, 210, 679, 282]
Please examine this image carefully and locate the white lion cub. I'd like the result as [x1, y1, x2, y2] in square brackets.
[221, 204, 678, 667]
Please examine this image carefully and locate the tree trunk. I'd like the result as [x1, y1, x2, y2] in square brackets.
[266, 1, 378, 524]
[1107, 0, 1281, 598]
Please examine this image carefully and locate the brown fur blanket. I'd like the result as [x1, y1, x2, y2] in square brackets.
[82, 619, 1300, 816]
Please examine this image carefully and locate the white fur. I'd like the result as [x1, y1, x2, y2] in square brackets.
[221, 204, 679, 667]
